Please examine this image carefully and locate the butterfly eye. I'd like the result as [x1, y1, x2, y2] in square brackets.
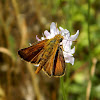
[59, 38, 63, 42]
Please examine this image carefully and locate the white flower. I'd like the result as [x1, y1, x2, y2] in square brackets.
[36, 22, 79, 65]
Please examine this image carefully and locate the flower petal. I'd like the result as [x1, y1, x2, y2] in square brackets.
[59, 27, 69, 36]
[63, 40, 72, 52]
[41, 37, 45, 40]
[70, 46, 75, 54]
[63, 52, 73, 57]
[56, 28, 59, 35]
[36, 35, 41, 41]
[50, 22, 56, 35]
[44, 30, 51, 38]
[29, 43, 32, 46]
[65, 56, 75, 65]
[69, 30, 79, 41]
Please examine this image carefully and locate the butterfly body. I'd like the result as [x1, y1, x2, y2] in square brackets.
[18, 34, 65, 77]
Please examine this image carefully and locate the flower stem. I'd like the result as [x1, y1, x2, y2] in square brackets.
[88, 0, 90, 50]
[60, 77, 66, 100]
[86, 0, 92, 100]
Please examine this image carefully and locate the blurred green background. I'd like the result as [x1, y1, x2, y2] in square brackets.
[0, 0, 100, 100]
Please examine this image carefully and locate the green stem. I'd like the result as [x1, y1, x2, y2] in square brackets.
[86, 0, 92, 100]
[59, 0, 74, 100]
[60, 77, 66, 100]
[88, 0, 90, 50]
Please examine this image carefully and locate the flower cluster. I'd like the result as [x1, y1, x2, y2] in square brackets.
[36, 22, 79, 65]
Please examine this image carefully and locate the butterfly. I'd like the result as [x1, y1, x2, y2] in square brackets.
[18, 34, 65, 77]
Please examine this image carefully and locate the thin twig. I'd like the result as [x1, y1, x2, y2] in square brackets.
[86, 58, 97, 100]
[11, 0, 27, 48]
[27, 63, 44, 100]
[0, 4, 10, 48]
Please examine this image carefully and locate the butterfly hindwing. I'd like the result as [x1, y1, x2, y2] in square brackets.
[43, 46, 65, 77]
[42, 52, 56, 76]
[53, 46, 65, 76]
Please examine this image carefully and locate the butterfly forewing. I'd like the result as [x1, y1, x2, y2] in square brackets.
[18, 40, 47, 64]
[30, 49, 44, 63]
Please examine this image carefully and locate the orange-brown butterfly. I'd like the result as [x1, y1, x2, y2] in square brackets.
[18, 34, 65, 77]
